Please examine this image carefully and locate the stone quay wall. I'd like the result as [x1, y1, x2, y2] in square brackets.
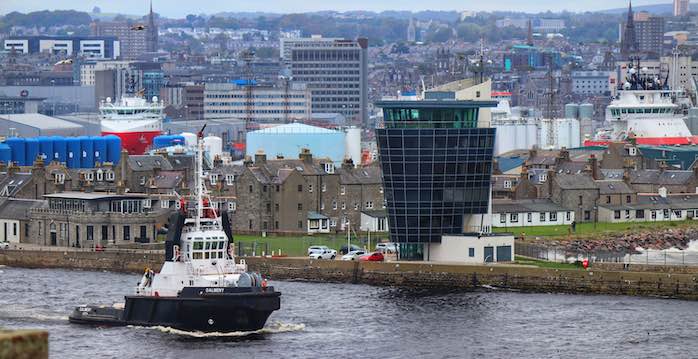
[3, 249, 698, 300]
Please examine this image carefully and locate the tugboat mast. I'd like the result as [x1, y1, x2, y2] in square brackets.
[195, 125, 206, 231]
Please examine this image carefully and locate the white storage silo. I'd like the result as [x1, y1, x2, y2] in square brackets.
[344, 127, 362, 166]
[181, 132, 197, 147]
[204, 136, 223, 159]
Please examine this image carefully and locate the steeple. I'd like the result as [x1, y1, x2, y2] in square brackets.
[620, 0, 638, 57]
[526, 18, 533, 46]
[146, 0, 158, 53]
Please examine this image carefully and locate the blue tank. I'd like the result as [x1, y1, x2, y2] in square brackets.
[0, 144, 11, 164]
[51, 136, 67, 163]
[5, 138, 25, 166]
[170, 135, 185, 146]
[66, 137, 81, 168]
[79, 136, 94, 168]
[25, 138, 39, 166]
[92, 136, 107, 164]
[152, 135, 170, 149]
[105, 135, 122, 164]
[37, 136, 53, 162]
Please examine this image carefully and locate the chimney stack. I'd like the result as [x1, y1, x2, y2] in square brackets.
[255, 150, 267, 165]
[588, 154, 600, 180]
[299, 148, 313, 163]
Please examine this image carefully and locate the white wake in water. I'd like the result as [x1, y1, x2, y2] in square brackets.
[132, 321, 305, 338]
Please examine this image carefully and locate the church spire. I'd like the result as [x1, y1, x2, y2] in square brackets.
[146, 0, 158, 53]
[620, 0, 637, 58]
[526, 18, 533, 46]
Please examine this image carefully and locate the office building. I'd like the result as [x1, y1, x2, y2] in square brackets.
[674, 0, 690, 16]
[571, 71, 612, 95]
[3, 36, 119, 59]
[281, 36, 368, 125]
[375, 92, 513, 261]
[634, 15, 665, 55]
[204, 82, 311, 123]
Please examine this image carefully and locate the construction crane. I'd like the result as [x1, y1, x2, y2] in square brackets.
[240, 49, 256, 130]
[545, 52, 557, 148]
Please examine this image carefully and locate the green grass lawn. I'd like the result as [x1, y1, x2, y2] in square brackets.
[232, 233, 389, 257]
[514, 256, 581, 270]
[493, 220, 697, 239]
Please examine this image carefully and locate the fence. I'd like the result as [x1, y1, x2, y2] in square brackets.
[516, 242, 698, 266]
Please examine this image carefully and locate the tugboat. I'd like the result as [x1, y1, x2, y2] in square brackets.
[69, 127, 281, 332]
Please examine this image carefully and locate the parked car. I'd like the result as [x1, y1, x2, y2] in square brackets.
[341, 250, 366, 261]
[309, 249, 336, 260]
[0, 242, 8, 250]
[339, 244, 363, 255]
[359, 252, 385, 262]
[375, 242, 397, 254]
[308, 245, 330, 255]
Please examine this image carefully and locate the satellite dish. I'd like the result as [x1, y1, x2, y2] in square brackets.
[106, 97, 112, 103]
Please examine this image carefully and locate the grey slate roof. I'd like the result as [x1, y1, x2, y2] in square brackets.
[0, 198, 45, 220]
[554, 174, 597, 190]
[600, 194, 698, 211]
[493, 199, 568, 213]
[596, 180, 634, 194]
[127, 155, 173, 171]
[630, 169, 693, 185]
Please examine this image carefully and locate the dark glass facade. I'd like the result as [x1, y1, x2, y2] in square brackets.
[375, 100, 497, 254]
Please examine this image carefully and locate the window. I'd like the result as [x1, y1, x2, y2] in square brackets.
[228, 202, 236, 211]
[324, 163, 334, 173]
[365, 201, 374, 209]
[298, 221, 303, 229]
[249, 219, 253, 230]
[142, 199, 151, 208]
[297, 184, 303, 192]
[38, 221, 42, 236]
[266, 203, 271, 213]
[625, 210, 631, 219]
[636, 210, 645, 219]
[614, 210, 621, 219]
[249, 185, 253, 193]
[321, 202, 325, 210]
[85, 172, 94, 181]
[503, 180, 512, 189]
[663, 209, 670, 219]
[626, 195, 631, 203]
[578, 196, 583, 206]
[12, 223, 17, 236]
[540, 212, 546, 222]
[96, 170, 103, 181]
[354, 202, 359, 210]
[297, 203, 303, 211]
[527, 213, 532, 223]
[308, 184, 313, 193]
[539, 174, 547, 182]
[161, 200, 169, 209]
[123, 226, 130, 241]
[379, 186, 384, 194]
[468, 248, 475, 257]
[340, 186, 346, 195]
[322, 183, 326, 192]
[276, 185, 280, 192]
[651, 210, 657, 219]
[275, 203, 279, 212]
[225, 174, 235, 185]
[606, 196, 611, 204]
[105, 171, 115, 181]
[584, 211, 591, 221]
[565, 211, 571, 221]
[54, 173, 65, 184]
[510, 213, 518, 223]
[550, 212, 557, 221]
[500, 214, 506, 223]
[209, 174, 218, 185]
[275, 221, 279, 229]
[332, 201, 337, 210]
[139, 176, 146, 185]
[87, 225, 93, 241]
[674, 210, 682, 218]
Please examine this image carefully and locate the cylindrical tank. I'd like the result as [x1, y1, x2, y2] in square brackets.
[564, 103, 579, 119]
[579, 103, 594, 119]
[104, 135, 122, 164]
[0, 144, 11, 164]
[66, 137, 81, 168]
[344, 127, 361, 167]
[204, 136, 223, 159]
[152, 135, 171, 149]
[79, 136, 94, 168]
[181, 132, 197, 147]
[92, 136, 107, 164]
[37, 136, 53, 162]
[25, 138, 39, 166]
[5, 138, 25, 166]
[51, 136, 67, 163]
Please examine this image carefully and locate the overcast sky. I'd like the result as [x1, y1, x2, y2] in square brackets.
[0, 0, 660, 17]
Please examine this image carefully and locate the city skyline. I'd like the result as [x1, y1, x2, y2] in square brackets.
[1, 0, 668, 18]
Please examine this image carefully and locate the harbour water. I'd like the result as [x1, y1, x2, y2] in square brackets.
[2, 267, 698, 358]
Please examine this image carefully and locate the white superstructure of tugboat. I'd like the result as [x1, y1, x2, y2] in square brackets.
[69, 127, 280, 332]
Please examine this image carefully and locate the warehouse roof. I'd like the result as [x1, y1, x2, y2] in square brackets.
[0, 113, 83, 130]
[249, 123, 340, 134]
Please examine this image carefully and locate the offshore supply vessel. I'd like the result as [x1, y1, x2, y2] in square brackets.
[68, 129, 281, 332]
[99, 95, 163, 155]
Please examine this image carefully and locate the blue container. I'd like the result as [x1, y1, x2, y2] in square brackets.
[37, 136, 53, 162]
[51, 136, 67, 163]
[25, 138, 39, 166]
[66, 137, 81, 168]
[105, 135, 122, 164]
[152, 135, 170, 149]
[79, 136, 94, 168]
[5, 138, 25, 166]
[92, 136, 107, 164]
[0, 144, 11, 164]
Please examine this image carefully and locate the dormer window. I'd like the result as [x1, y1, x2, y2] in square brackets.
[85, 172, 94, 181]
[139, 176, 146, 185]
[225, 174, 235, 185]
[228, 202, 236, 211]
[105, 171, 115, 181]
[96, 170, 103, 181]
[54, 173, 65, 184]
[324, 163, 335, 174]
[629, 147, 637, 156]
[340, 186, 346, 195]
[210, 174, 218, 185]
[504, 180, 512, 189]
[161, 200, 170, 209]
[539, 174, 547, 182]
[142, 199, 151, 208]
